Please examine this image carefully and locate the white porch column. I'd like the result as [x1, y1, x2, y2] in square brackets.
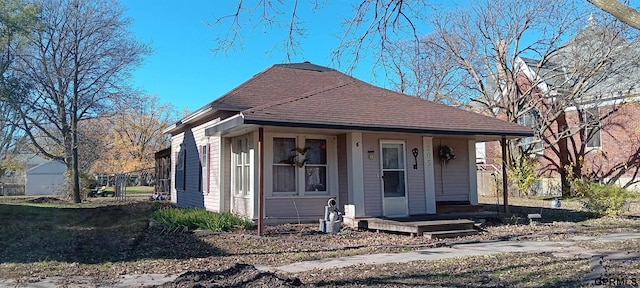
[468, 139, 479, 205]
[423, 137, 436, 214]
[347, 132, 365, 216]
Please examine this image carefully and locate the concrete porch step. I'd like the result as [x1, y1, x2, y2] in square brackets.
[423, 229, 479, 239]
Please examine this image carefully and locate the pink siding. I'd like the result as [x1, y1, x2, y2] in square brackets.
[433, 138, 470, 202]
[361, 133, 426, 216]
[362, 133, 383, 216]
[337, 134, 349, 208]
[222, 138, 232, 212]
[203, 136, 221, 211]
[171, 113, 234, 211]
[406, 136, 426, 215]
[232, 196, 251, 216]
[264, 197, 329, 219]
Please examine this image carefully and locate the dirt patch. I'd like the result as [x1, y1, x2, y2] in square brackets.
[152, 264, 307, 288]
[26, 197, 68, 204]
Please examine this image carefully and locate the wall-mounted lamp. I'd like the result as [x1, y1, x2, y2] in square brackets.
[412, 148, 419, 169]
[368, 150, 375, 160]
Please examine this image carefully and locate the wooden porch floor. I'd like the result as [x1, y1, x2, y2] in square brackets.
[363, 218, 477, 238]
[356, 208, 499, 238]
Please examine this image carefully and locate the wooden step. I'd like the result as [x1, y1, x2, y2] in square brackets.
[423, 229, 479, 239]
[365, 218, 477, 236]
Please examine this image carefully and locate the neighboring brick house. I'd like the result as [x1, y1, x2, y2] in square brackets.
[478, 23, 640, 194]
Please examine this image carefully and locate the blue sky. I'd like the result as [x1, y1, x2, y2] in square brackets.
[120, 1, 462, 113]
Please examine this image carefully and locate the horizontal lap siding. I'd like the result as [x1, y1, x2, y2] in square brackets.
[170, 133, 184, 204]
[337, 134, 349, 208]
[434, 138, 469, 202]
[362, 133, 383, 216]
[406, 136, 426, 215]
[171, 114, 232, 211]
[361, 133, 426, 216]
[203, 136, 221, 212]
[222, 138, 232, 212]
[232, 196, 251, 217]
[265, 197, 329, 219]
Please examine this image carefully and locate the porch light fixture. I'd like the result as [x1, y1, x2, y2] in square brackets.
[411, 148, 419, 169]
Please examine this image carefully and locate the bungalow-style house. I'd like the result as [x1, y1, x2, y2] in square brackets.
[163, 62, 532, 224]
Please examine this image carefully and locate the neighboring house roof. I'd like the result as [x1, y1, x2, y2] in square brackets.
[26, 160, 66, 175]
[524, 23, 640, 104]
[169, 62, 532, 139]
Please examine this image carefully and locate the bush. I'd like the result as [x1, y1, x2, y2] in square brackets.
[507, 155, 539, 196]
[572, 179, 636, 216]
[151, 207, 254, 232]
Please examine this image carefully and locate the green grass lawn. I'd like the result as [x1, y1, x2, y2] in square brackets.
[124, 186, 154, 194]
[100, 185, 153, 194]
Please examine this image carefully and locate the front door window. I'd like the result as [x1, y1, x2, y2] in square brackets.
[381, 141, 408, 217]
[382, 143, 406, 197]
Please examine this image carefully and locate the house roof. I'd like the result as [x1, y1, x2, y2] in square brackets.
[174, 62, 532, 138]
[524, 23, 640, 102]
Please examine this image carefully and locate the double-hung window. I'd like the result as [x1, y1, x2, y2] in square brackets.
[584, 107, 601, 148]
[200, 144, 208, 193]
[517, 110, 543, 153]
[232, 136, 251, 196]
[272, 135, 328, 196]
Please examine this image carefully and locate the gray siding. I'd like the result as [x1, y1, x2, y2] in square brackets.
[433, 138, 470, 202]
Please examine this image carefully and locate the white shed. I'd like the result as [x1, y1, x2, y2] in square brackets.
[25, 160, 67, 195]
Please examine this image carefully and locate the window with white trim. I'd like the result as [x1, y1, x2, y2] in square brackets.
[584, 107, 601, 148]
[517, 110, 543, 152]
[272, 136, 328, 196]
[232, 136, 252, 196]
[200, 144, 208, 193]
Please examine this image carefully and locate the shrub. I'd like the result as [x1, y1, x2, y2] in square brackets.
[507, 155, 540, 196]
[572, 179, 636, 216]
[151, 207, 254, 232]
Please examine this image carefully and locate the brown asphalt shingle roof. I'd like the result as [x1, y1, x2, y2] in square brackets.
[210, 62, 532, 137]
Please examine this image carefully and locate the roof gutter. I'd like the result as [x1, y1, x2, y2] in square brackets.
[204, 113, 246, 136]
[242, 118, 533, 138]
[163, 105, 216, 135]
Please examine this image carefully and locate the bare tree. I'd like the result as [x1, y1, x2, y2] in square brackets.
[421, 1, 640, 195]
[0, 0, 39, 174]
[211, 0, 431, 72]
[15, 0, 149, 203]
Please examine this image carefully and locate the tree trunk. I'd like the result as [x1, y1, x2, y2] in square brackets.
[557, 113, 572, 197]
[72, 122, 81, 203]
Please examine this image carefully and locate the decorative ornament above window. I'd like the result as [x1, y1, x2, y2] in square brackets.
[438, 145, 456, 163]
[279, 146, 311, 168]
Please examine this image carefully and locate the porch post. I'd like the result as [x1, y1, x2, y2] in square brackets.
[422, 137, 436, 214]
[346, 132, 365, 216]
[258, 127, 264, 235]
[468, 140, 478, 206]
[501, 136, 509, 214]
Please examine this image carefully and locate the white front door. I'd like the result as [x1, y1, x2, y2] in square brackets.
[381, 141, 408, 217]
